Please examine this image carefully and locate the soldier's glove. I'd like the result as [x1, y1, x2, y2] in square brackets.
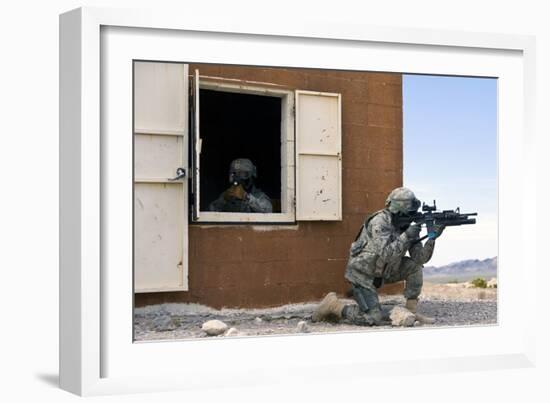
[223, 184, 247, 201]
[428, 224, 445, 240]
[404, 224, 421, 240]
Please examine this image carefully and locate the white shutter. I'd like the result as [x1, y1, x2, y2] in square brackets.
[134, 62, 189, 292]
[134, 62, 188, 135]
[295, 90, 342, 221]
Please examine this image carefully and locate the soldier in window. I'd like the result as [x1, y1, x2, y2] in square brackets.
[209, 158, 273, 213]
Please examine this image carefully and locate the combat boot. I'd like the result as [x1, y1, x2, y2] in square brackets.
[312, 292, 345, 322]
[405, 298, 436, 325]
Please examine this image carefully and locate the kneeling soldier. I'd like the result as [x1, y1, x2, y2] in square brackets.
[313, 187, 444, 326]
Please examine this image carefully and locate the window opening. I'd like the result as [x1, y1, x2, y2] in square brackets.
[199, 88, 282, 213]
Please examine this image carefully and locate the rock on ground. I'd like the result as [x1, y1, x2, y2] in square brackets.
[201, 320, 228, 336]
[296, 321, 309, 333]
[225, 327, 239, 336]
[390, 306, 416, 327]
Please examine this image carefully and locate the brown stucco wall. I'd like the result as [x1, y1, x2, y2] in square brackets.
[135, 64, 403, 309]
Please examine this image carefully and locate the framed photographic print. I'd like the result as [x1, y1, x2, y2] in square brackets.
[59, 7, 537, 396]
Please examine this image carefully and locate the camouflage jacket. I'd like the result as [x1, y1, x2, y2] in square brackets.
[209, 186, 273, 213]
[345, 208, 435, 288]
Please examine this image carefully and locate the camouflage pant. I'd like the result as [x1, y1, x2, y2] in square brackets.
[343, 257, 423, 326]
[342, 284, 380, 326]
[384, 256, 423, 300]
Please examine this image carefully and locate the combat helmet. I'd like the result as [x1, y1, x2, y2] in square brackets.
[228, 158, 257, 180]
[228, 158, 257, 190]
[385, 187, 421, 215]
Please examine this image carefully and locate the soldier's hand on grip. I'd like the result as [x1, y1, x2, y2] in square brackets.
[404, 224, 421, 240]
[428, 224, 445, 240]
[223, 184, 247, 201]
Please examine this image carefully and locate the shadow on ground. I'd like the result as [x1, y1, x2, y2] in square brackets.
[35, 373, 59, 388]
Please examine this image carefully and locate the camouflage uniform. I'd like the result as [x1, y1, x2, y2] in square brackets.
[345, 208, 435, 295]
[208, 158, 273, 213]
[313, 187, 441, 326]
[209, 186, 273, 213]
[342, 208, 435, 325]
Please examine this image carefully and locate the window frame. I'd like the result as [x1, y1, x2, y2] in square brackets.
[191, 76, 296, 224]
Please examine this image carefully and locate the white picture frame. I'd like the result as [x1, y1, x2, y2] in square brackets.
[59, 7, 537, 396]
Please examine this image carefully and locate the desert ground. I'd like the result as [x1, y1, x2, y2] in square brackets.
[134, 280, 497, 341]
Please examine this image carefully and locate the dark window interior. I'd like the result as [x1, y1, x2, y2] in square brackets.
[199, 88, 282, 213]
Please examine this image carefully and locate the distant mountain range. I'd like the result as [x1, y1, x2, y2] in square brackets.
[423, 257, 497, 283]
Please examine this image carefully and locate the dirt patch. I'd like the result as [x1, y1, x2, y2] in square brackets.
[420, 282, 497, 301]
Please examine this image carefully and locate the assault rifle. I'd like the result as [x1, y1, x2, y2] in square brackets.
[397, 200, 477, 243]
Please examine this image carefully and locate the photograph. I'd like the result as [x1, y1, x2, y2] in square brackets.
[132, 61, 497, 341]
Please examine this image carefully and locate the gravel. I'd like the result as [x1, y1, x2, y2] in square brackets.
[133, 282, 497, 341]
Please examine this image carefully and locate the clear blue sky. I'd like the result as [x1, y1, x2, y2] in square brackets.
[403, 74, 497, 266]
